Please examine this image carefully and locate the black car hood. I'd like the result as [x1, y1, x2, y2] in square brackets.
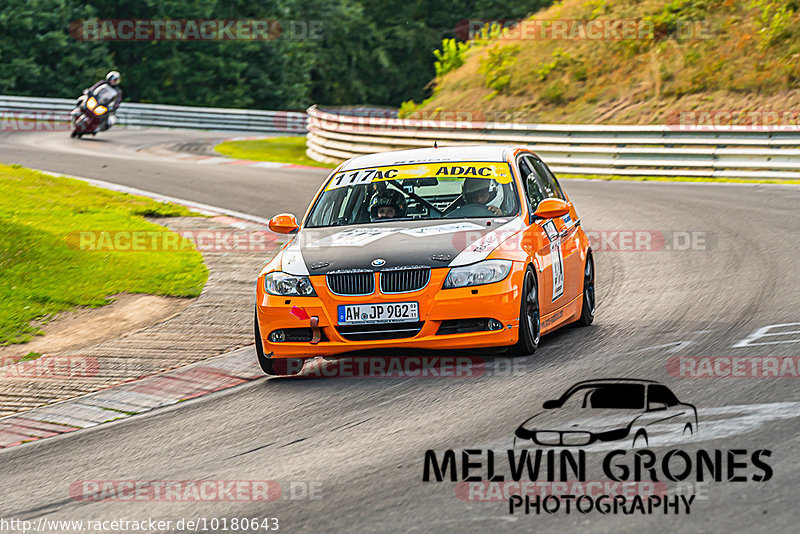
[288, 218, 516, 274]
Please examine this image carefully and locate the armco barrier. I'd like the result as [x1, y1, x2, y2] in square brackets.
[305, 105, 800, 179]
[0, 95, 307, 134]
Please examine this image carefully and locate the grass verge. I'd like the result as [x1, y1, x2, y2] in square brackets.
[215, 136, 337, 168]
[0, 164, 208, 345]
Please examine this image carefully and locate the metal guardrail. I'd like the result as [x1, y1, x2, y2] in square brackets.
[0, 95, 307, 133]
[305, 105, 800, 179]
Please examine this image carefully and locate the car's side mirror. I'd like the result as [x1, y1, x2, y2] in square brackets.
[647, 401, 667, 411]
[533, 198, 570, 219]
[268, 213, 299, 234]
[542, 400, 560, 409]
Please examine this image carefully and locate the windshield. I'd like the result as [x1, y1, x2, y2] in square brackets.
[305, 161, 520, 228]
[560, 384, 645, 410]
[94, 84, 118, 105]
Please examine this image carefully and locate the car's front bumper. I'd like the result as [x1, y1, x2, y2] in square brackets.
[256, 262, 527, 358]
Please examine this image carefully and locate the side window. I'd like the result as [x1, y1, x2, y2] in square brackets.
[528, 156, 566, 200]
[549, 171, 566, 200]
[518, 156, 545, 208]
[648, 385, 680, 406]
[308, 188, 346, 226]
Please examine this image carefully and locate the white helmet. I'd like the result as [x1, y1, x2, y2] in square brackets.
[106, 71, 121, 85]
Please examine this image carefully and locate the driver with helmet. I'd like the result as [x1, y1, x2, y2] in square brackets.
[369, 189, 407, 221]
[462, 177, 502, 215]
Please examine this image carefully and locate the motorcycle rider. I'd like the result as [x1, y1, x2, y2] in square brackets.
[75, 71, 122, 132]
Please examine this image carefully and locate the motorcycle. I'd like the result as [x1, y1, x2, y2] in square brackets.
[70, 84, 119, 138]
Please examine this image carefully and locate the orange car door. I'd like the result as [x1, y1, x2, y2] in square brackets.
[517, 155, 561, 316]
[529, 156, 583, 303]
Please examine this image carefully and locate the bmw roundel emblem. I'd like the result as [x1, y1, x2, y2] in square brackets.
[371, 258, 386, 267]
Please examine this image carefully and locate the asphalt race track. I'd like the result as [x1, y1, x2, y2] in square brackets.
[0, 129, 323, 218]
[1, 129, 799, 533]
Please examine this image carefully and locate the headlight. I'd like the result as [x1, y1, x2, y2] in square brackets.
[94, 105, 107, 115]
[264, 271, 316, 296]
[86, 97, 97, 110]
[443, 259, 512, 289]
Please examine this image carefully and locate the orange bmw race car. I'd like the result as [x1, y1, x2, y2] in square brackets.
[255, 146, 595, 375]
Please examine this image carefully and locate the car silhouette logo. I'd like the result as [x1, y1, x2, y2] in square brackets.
[514, 378, 698, 448]
[371, 258, 386, 267]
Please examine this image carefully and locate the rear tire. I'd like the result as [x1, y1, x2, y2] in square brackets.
[575, 252, 595, 326]
[509, 266, 540, 356]
[254, 308, 306, 376]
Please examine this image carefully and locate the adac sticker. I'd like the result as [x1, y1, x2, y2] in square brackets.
[326, 162, 512, 190]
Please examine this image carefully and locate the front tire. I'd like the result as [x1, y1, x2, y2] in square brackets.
[509, 266, 540, 356]
[254, 308, 305, 376]
[575, 252, 595, 326]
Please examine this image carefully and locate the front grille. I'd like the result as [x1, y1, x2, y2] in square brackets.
[534, 431, 592, 446]
[327, 271, 375, 295]
[380, 267, 430, 293]
[336, 321, 424, 341]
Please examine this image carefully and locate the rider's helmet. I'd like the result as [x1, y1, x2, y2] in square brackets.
[369, 189, 407, 221]
[462, 177, 496, 204]
[106, 71, 121, 86]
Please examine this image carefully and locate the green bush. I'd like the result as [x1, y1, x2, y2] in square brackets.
[433, 38, 469, 78]
[751, 0, 795, 47]
[480, 44, 521, 94]
[534, 48, 577, 81]
[542, 81, 566, 104]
